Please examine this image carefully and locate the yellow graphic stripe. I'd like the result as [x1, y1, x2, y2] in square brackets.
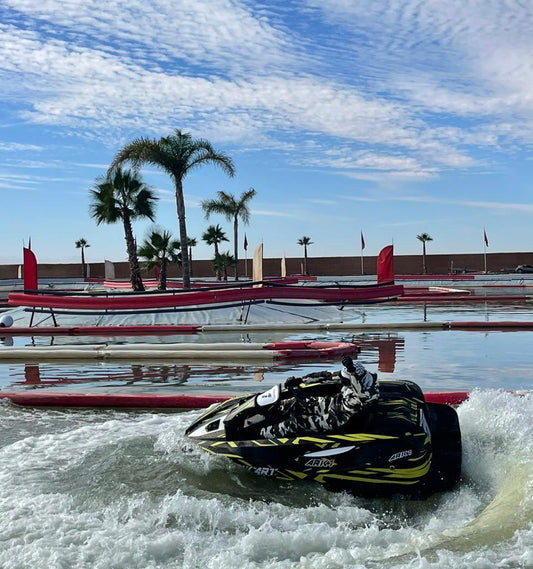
[285, 470, 308, 480]
[368, 458, 431, 478]
[331, 433, 396, 442]
[316, 473, 420, 486]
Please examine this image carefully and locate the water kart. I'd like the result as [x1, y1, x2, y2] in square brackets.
[186, 374, 462, 497]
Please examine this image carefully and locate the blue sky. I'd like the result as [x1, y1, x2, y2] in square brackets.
[1, 0, 532, 266]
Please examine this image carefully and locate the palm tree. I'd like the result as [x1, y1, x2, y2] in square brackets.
[202, 224, 229, 280]
[417, 233, 433, 275]
[214, 251, 236, 281]
[187, 237, 197, 278]
[201, 188, 256, 280]
[137, 227, 180, 290]
[108, 129, 235, 289]
[90, 168, 157, 291]
[75, 238, 90, 278]
[297, 236, 313, 275]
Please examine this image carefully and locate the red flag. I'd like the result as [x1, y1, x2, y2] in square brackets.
[377, 245, 394, 284]
[360, 232, 365, 251]
[23, 247, 38, 290]
[244, 234, 248, 251]
[483, 230, 489, 247]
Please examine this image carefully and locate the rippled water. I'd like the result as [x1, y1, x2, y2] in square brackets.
[1, 326, 532, 394]
[1, 302, 532, 568]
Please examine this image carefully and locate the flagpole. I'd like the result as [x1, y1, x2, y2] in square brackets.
[360, 231, 365, 275]
[482, 228, 486, 274]
[244, 234, 248, 279]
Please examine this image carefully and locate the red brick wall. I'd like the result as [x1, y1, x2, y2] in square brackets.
[1, 252, 532, 280]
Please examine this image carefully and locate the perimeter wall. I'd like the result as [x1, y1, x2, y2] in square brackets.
[0, 252, 532, 280]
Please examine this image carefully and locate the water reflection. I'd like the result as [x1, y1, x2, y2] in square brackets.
[15, 363, 251, 388]
[7, 333, 406, 388]
[355, 333, 405, 372]
[2, 326, 532, 393]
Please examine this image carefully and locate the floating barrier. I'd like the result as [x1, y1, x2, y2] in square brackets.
[3, 320, 533, 336]
[446, 321, 533, 330]
[0, 392, 225, 409]
[0, 325, 201, 336]
[0, 390, 471, 409]
[0, 340, 359, 362]
[8, 282, 403, 310]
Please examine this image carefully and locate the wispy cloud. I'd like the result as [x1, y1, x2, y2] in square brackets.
[0, 142, 42, 151]
[345, 193, 533, 213]
[3, 0, 529, 184]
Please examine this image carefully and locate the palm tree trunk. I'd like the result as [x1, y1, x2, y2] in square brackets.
[214, 243, 221, 280]
[233, 217, 239, 280]
[81, 248, 86, 278]
[122, 213, 144, 291]
[159, 257, 167, 290]
[422, 243, 427, 275]
[174, 179, 191, 289]
[304, 246, 308, 275]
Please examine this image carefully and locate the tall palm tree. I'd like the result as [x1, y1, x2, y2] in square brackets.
[417, 233, 433, 275]
[75, 238, 90, 278]
[202, 224, 229, 280]
[108, 129, 235, 289]
[90, 168, 157, 291]
[137, 227, 180, 290]
[201, 188, 256, 280]
[297, 236, 313, 275]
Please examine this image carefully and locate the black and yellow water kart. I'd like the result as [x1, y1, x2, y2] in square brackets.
[185, 376, 462, 497]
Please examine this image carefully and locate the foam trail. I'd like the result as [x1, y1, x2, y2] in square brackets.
[344, 390, 533, 566]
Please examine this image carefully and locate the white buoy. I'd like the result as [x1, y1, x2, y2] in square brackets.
[0, 314, 13, 328]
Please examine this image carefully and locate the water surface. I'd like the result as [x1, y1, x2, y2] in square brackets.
[0, 302, 532, 568]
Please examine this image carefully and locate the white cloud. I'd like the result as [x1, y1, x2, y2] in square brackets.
[345, 193, 533, 214]
[316, 1, 533, 108]
[1, 21, 473, 170]
[1, 0, 532, 192]
[2, 0, 297, 75]
[0, 142, 43, 151]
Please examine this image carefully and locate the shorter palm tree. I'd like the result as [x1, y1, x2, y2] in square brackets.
[417, 233, 433, 275]
[202, 224, 229, 280]
[75, 238, 90, 278]
[187, 237, 197, 278]
[297, 236, 313, 275]
[201, 188, 256, 280]
[137, 227, 180, 290]
[213, 251, 236, 281]
[90, 167, 157, 291]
